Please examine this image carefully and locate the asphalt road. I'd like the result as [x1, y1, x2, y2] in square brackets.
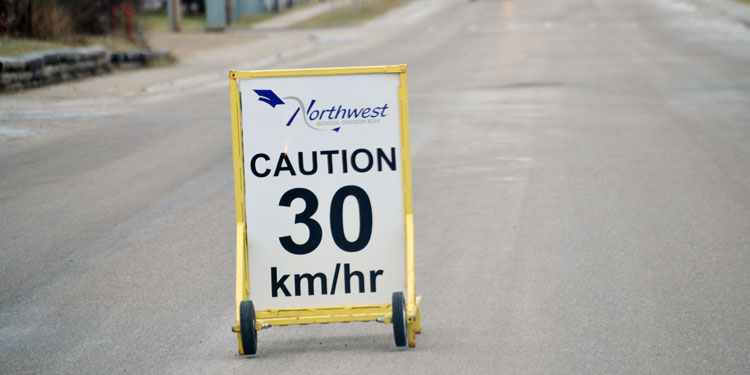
[2, 0, 750, 373]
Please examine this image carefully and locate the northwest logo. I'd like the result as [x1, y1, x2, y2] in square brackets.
[253, 89, 390, 132]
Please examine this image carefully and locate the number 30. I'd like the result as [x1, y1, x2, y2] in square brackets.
[278, 185, 373, 255]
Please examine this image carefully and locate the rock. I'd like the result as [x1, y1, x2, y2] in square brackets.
[1, 71, 32, 85]
[0, 57, 25, 72]
[18, 52, 45, 72]
[1, 46, 173, 93]
[78, 46, 108, 61]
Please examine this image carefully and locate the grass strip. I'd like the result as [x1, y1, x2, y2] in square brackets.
[0, 37, 69, 56]
[140, 13, 208, 32]
[1, 36, 143, 57]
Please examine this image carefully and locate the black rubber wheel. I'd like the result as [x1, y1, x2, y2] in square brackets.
[239, 300, 258, 355]
[392, 292, 407, 347]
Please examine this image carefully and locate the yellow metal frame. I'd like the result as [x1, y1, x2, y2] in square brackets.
[228, 65, 421, 351]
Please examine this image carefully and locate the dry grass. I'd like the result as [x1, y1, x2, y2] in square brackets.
[232, 11, 278, 27]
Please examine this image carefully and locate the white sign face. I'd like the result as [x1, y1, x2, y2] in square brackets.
[238, 73, 406, 310]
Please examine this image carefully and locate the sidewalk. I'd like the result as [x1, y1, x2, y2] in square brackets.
[251, 0, 349, 29]
[684, 0, 750, 24]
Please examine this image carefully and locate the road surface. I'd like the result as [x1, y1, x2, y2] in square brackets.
[2, 0, 750, 373]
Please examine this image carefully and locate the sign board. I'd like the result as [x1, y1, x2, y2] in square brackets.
[229, 66, 420, 352]
[233, 66, 414, 311]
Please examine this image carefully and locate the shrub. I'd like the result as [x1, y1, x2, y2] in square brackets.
[0, 0, 143, 39]
[1, 0, 72, 39]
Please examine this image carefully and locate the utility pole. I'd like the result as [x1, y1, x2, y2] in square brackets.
[226, 0, 233, 26]
[168, 0, 182, 31]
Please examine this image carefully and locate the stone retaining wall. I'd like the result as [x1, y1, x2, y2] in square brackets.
[0, 47, 173, 92]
